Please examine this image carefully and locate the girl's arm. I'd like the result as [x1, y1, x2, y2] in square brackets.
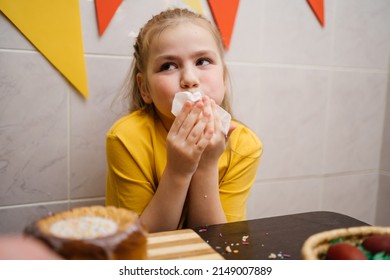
[140, 101, 213, 232]
[186, 157, 227, 227]
[187, 98, 235, 227]
[139, 165, 192, 232]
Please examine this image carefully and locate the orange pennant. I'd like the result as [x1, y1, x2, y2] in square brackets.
[207, 0, 240, 50]
[307, 0, 325, 27]
[95, 0, 123, 36]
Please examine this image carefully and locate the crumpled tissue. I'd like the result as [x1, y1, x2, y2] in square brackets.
[171, 91, 231, 135]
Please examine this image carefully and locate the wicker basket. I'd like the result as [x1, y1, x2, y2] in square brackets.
[301, 226, 390, 260]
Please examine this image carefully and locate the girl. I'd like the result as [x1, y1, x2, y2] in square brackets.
[106, 8, 262, 233]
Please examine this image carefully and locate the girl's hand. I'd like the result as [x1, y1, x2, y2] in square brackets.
[166, 100, 213, 176]
[198, 97, 236, 166]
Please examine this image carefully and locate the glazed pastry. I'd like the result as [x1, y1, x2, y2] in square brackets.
[25, 206, 147, 260]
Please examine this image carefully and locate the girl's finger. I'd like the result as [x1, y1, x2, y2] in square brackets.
[203, 96, 214, 135]
[211, 100, 223, 135]
[195, 126, 213, 152]
[226, 123, 237, 141]
[186, 114, 210, 145]
[176, 101, 204, 140]
[170, 101, 192, 135]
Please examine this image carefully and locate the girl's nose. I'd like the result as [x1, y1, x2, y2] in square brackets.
[180, 66, 199, 89]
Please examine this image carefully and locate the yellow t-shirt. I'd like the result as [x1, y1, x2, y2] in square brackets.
[106, 109, 262, 228]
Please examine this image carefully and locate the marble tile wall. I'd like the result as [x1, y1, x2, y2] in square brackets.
[0, 0, 389, 234]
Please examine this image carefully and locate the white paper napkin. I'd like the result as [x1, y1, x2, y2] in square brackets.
[171, 91, 231, 135]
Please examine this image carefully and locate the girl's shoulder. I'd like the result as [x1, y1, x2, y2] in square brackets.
[229, 120, 263, 158]
[107, 110, 155, 138]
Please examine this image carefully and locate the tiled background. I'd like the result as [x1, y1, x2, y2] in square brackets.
[1, 0, 389, 234]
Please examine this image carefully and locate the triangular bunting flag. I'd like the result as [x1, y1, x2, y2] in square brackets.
[307, 0, 325, 27]
[207, 0, 240, 50]
[95, 0, 123, 36]
[182, 0, 204, 14]
[0, 0, 89, 98]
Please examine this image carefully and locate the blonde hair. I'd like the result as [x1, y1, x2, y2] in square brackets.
[123, 8, 233, 116]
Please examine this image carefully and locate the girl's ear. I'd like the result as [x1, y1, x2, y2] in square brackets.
[137, 73, 153, 104]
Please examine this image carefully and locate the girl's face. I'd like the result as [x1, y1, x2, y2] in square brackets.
[138, 22, 226, 129]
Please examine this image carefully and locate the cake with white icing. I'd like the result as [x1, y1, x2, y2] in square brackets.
[25, 206, 147, 260]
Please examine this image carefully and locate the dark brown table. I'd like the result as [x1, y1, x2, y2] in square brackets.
[194, 211, 369, 260]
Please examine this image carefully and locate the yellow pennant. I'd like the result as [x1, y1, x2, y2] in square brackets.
[182, 0, 204, 14]
[0, 0, 89, 98]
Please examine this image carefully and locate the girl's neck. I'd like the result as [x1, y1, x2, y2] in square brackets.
[152, 106, 173, 132]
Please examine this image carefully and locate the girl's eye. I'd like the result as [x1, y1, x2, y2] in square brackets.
[196, 58, 211, 66]
[160, 63, 177, 71]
